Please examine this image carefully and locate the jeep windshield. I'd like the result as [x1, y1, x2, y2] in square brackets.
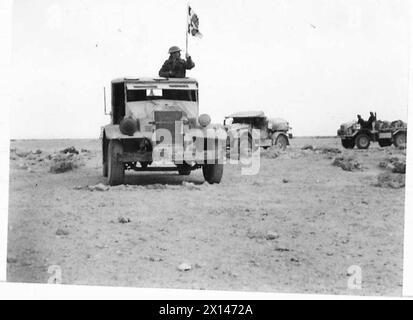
[232, 117, 266, 127]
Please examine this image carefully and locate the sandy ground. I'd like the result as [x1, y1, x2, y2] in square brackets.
[6, 137, 406, 296]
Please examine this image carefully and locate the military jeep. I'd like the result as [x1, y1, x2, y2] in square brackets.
[337, 115, 407, 149]
[101, 77, 226, 185]
[224, 111, 290, 155]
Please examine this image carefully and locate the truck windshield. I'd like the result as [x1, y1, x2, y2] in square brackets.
[127, 89, 197, 102]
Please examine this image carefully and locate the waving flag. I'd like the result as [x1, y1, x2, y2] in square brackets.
[188, 6, 202, 38]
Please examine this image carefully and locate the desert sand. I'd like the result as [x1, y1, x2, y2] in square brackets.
[6, 137, 406, 296]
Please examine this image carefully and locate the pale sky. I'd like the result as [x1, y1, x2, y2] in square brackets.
[10, 0, 410, 139]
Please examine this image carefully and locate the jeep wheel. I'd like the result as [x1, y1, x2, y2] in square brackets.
[275, 135, 288, 150]
[355, 134, 370, 149]
[341, 139, 355, 149]
[378, 139, 392, 147]
[393, 132, 406, 148]
[108, 140, 124, 186]
[202, 164, 223, 184]
[177, 163, 192, 175]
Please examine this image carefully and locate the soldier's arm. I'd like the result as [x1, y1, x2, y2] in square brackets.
[185, 56, 195, 70]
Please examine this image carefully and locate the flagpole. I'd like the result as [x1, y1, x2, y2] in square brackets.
[186, 3, 189, 55]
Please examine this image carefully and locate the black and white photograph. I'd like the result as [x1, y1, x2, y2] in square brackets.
[2, 0, 412, 298]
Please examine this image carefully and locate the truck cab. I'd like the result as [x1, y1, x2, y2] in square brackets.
[101, 77, 226, 185]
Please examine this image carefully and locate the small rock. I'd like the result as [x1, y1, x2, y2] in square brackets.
[18, 163, 28, 170]
[60, 146, 79, 154]
[282, 178, 289, 183]
[182, 181, 201, 190]
[7, 257, 18, 264]
[56, 229, 69, 236]
[88, 183, 109, 191]
[16, 151, 30, 157]
[301, 144, 314, 150]
[118, 216, 131, 224]
[266, 231, 279, 240]
[178, 262, 192, 271]
[73, 185, 83, 190]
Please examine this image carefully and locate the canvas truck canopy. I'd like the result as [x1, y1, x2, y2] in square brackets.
[226, 111, 265, 118]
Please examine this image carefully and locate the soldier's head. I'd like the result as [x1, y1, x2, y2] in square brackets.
[168, 46, 181, 60]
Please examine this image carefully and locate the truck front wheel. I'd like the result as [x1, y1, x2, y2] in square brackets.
[108, 140, 124, 186]
[102, 137, 108, 177]
[202, 164, 223, 184]
[355, 134, 370, 149]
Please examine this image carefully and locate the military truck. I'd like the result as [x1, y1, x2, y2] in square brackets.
[101, 77, 226, 185]
[337, 116, 407, 149]
[224, 111, 290, 154]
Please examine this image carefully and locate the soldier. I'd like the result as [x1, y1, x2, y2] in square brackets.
[366, 112, 376, 130]
[159, 46, 195, 78]
[357, 114, 367, 129]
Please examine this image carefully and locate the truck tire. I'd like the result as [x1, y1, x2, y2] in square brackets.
[102, 137, 108, 177]
[393, 132, 406, 148]
[378, 139, 392, 147]
[108, 140, 124, 186]
[202, 164, 223, 184]
[103, 161, 108, 177]
[341, 139, 355, 149]
[355, 134, 370, 149]
[275, 135, 288, 150]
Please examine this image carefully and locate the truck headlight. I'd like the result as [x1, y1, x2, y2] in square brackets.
[198, 114, 211, 127]
[120, 116, 138, 136]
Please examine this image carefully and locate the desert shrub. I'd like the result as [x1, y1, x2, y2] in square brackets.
[376, 172, 405, 189]
[49, 154, 79, 173]
[332, 156, 361, 171]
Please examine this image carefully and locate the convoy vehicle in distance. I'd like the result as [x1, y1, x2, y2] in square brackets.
[224, 111, 291, 155]
[337, 115, 407, 149]
[101, 77, 226, 185]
